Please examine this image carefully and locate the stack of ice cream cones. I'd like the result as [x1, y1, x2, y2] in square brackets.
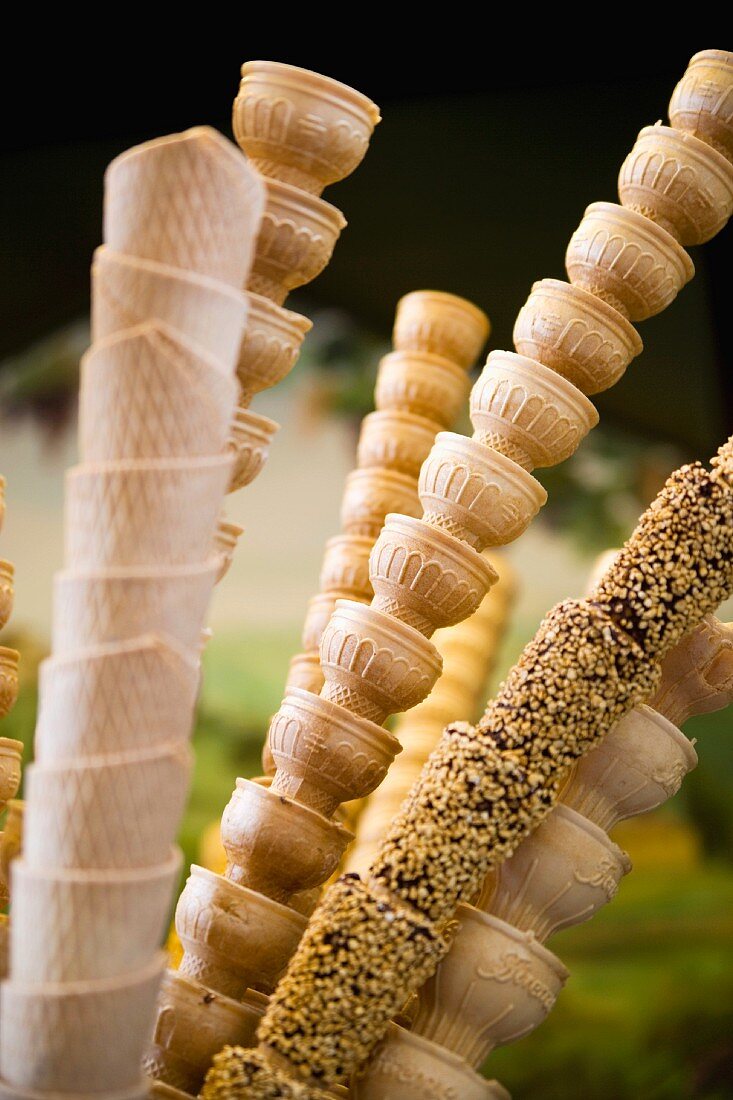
[0, 127, 265, 1098]
[149, 288, 489, 1096]
[0, 477, 24, 982]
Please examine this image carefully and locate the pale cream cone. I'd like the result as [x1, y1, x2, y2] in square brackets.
[23, 746, 192, 870]
[35, 633, 199, 763]
[10, 849, 181, 983]
[0, 953, 165, 1094]
[103, 127, 265, 288]
[64, 455, 233, 569]
[478, 803, 631, 940]
[80, 320, 240, 462]
[52, 562, 219, 655]
[90, 249, 247, 366]
[413, 906, 568, 1067]
[562, 704, 698, 831]
[352, 1024, 510, 1100]
[175, 865, 306, 999]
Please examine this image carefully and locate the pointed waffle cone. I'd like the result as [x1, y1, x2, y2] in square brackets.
[91, 248, 247, 366]
[52, 562, 218, 655]
[64, 455, 233, 569]
[35, 633, 199, 763]
[80, 320, 240, 462]
[0, 952, 165, 1094]
[103, 127, 265, 288]
[23, 746, 192, 870]
[10, 849, 182, 982]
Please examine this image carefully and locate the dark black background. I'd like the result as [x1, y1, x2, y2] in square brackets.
[3, 32, 730, 447]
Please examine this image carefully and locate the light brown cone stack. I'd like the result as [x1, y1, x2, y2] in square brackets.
[0, 477, 24, 988]
[150, 285, 490, 1094]
[0, 127, 265, 1097]
[142, 62, 383, 1094]
[198, 50, 733, 1100]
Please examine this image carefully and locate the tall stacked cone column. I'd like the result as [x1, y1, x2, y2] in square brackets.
[142, 64, 382, 1097]
[0, 129, 266, 1099]
[354, 565, 733, 1099]
[344, 554, 516, 878]
[286, 290, 490, 697]
[147, 289, 489, 1096]
[201, 50, 733, 1098]
[226, 62, 380, 509]
[0, 478, 24, 981]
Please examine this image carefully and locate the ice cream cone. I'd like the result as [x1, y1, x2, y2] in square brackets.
[23, 746, 192, 870]
[80, 320, 240, 461]
[103, 127, 265, 288]
[145, 971, 265, 1094]
[0, 953, 166, 1094]
[0, 559, 14, 631]
[227, 408, 280, 492]
[0, 738, 23, 808]
[10, 849, 182, 982]
[413, 906, 568, 1067]
[0, 648, 19, 719]
[52, 562, 219, 655]
[35, 634, 199, 763]
[64, 455, 233, 569]
[352, 1024, 509, 1100]
[237, 292, 311, 405]
[91, 249, 247, 367]
[477, 803, 631, 940]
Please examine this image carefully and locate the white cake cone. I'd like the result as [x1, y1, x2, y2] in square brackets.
[10, 849, 181, 982]
[0, 953, 166, 1093]
[80, 319, 240, 461]
[34, 633, 199, 763]
[52, 562, 218, 655]
[90, 249, 247, 367]
[103, 127, 265, 287]
[64, 455, 233, 569]
[23, 746, 192, 870]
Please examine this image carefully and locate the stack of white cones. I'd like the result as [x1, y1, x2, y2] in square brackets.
[0, 128, 265, 1098]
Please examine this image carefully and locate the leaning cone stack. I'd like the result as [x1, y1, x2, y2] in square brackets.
[344, 553, 516, 877]
[143, 64, 383, 1096]
[148, 289, 489, 1095]
[0, 128, 265, 1098]
[286, 290, 490, 697]
[201, 50, 733, 1098]
[357, 574, 733, 1098]
[0, 479, 24, 982]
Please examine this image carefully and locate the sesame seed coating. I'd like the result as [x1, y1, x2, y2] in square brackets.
[591, 458, 733, 659]
[258, 875, 446, 1083]
[371, 599, 658, 922]
[201, 1045, 332, 1098]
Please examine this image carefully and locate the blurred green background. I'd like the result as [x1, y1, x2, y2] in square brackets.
[2, 34, 732, 1099]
